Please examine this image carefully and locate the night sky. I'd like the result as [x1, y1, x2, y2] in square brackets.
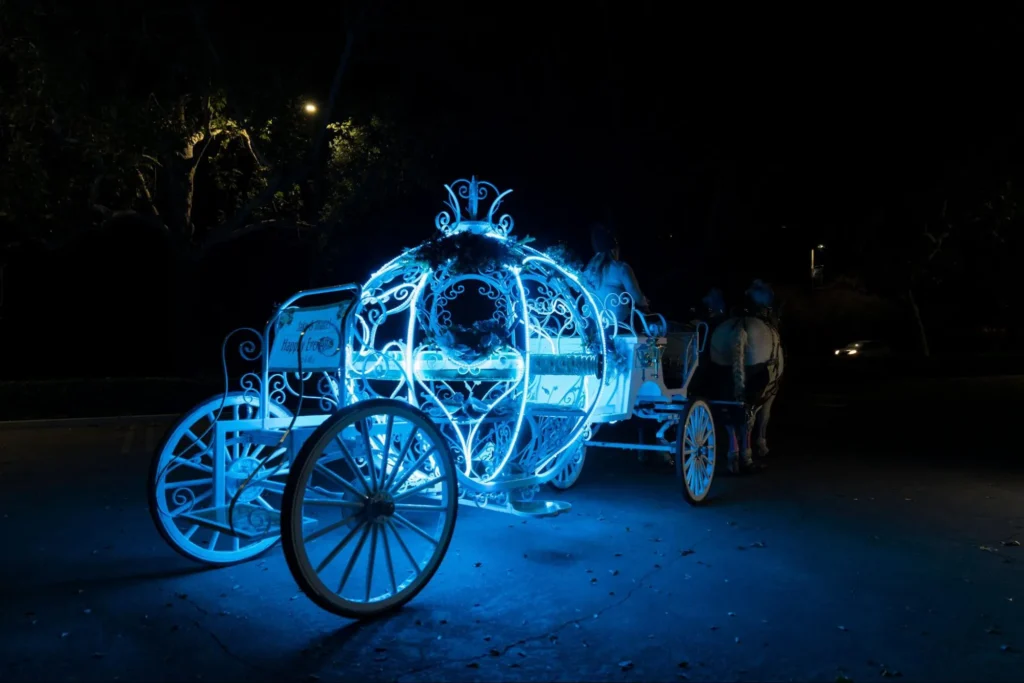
[256, 5, 1024, 263]
[5, 1, 1024, 372]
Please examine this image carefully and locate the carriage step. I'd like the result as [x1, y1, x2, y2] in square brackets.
[180, 505, 316, 540]
[508, 499, 572, 519]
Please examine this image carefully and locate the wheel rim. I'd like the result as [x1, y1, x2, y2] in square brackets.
[682, 402, 715, 500]
[288, 403, 456, 614]
[152, 394, 291, 563]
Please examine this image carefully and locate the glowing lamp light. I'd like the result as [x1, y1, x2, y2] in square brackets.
[303, 102, 318, 114]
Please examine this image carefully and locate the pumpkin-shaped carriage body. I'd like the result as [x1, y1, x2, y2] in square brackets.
[348, 177, 608, 508]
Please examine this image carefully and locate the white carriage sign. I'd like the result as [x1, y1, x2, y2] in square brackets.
[268, 302, 349, 372]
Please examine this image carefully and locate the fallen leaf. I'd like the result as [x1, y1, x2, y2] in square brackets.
[980, 546, 998, 553]
[466, 662, 480, 669]
[489, 648, 501, 656]
[736, 546, 747, 551]
[750, 541, 766, 548]
[615, 553, 623, 557]
[1003, 540, 1021, 547]
[838, 625, 848, 631]
[678, 661, 690, 669]
[619, 660, 634, 671]
[1001, 644, 1017, 653]
[680, 549, 695, 556]
[610, 569, 619, 576]
[734, 637, 741, 644]
[590, 578, 598, 584]
[474, 562, 482, 568]
[728, 612, 736, 617]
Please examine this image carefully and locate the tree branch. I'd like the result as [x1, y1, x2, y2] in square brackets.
[195, 6, 364, 254]
[135, 167, 160, 216]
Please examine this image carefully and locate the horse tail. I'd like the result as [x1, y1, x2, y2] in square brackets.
[732, 320, 747, 403]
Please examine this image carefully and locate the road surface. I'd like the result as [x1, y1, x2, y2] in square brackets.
[1, 375, 1023, 682]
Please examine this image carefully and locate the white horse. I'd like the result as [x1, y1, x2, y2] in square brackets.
[708, 281, 784, 473]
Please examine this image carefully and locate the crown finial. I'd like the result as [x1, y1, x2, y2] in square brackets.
[434, 177, 515, 238]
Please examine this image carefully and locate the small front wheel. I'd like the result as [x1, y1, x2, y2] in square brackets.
[548, 424, 599, 491]
[677, 399, 716, 506]
[281, 399, 458, 619]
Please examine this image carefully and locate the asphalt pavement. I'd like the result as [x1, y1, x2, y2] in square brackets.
[1, 375, 1023, 682]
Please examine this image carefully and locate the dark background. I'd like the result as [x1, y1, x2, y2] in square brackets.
[2, 1, 1023, 383]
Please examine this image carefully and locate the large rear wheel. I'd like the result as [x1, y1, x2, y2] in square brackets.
[281, 399, 458, 619]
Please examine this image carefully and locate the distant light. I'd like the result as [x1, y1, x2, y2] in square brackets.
[669, 234, 674, 238]
[817, 244, 825, 249]
[304, 102, 318, 114]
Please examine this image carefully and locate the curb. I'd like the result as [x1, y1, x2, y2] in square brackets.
[0, 413, 179, 430]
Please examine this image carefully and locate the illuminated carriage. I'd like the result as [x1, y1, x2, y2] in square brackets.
[148, 177, 717, 619]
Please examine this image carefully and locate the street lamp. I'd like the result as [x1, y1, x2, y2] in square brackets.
[811, 244, 825, 289]
[303, 102, 318, 114]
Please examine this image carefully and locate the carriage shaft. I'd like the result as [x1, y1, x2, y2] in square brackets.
[584, 440, 675, 453]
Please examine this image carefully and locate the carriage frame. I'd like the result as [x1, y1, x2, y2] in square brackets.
[148, 178, 740, 619]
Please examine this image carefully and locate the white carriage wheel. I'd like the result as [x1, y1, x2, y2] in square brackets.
[678, 399, 716, 506]
[548, 424, 599, 491]
[148, 392, 293, 566]
[281, 399, 458, 619]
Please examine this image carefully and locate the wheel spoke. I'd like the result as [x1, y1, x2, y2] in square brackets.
[315, 522, 366, 574]
[334, 436, 374, 495]
[336, 524, 372, 595]
[207, 531, 221, 551]
[392, 513, 440, 546]
[385, 519, 421, 576]
[364, 525, 379, 602]
[164, 478, 212, 490]
[183, 429, 210, 454]
[305, 511, 362, 544]
[314, 463, 366, 500]
[382, 426, 419, 491]
[387, 448, 438, 495]
[380, 522, 399, 597]
[166, 459, 213, 475]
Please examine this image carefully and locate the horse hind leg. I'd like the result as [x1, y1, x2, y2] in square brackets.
[740, 409, 755, 470]
[755, 395, 775, 459]
[725, 423, 741, 474]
